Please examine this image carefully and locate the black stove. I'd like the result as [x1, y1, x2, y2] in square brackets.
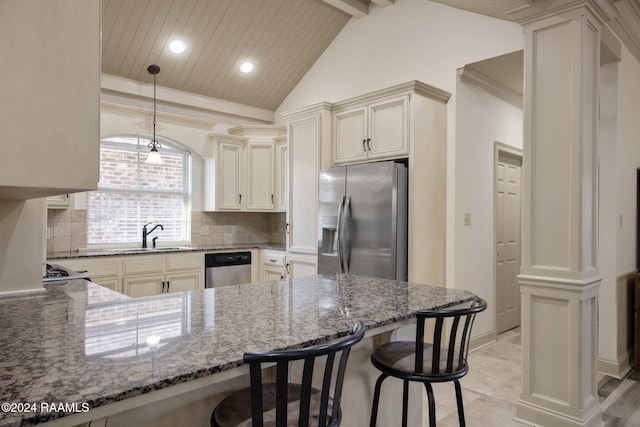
[43, 264, 91, 283]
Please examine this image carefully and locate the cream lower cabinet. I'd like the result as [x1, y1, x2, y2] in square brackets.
[122, 253, 203, 297]
[260, 249, 288, 282]
[52, 252, 203, 297]
[52, 257, 120, 292]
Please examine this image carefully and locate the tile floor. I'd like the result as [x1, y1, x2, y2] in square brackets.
[423, 328, 640, 426]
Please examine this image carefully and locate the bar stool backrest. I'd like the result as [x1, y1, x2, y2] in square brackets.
[243, 321, 365, 427]
[414, 296, 487, 380]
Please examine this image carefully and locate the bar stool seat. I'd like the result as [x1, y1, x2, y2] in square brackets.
[211, 321, 364, 427]
[369, 296, 487, 427]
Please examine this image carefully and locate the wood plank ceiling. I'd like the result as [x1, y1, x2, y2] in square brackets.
[102, 0, 353, 111]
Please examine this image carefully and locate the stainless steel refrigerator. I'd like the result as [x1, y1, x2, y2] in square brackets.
[317, 161, 408, 280]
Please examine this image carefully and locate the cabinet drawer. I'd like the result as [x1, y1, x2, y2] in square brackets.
[122, 257, 164, 276]
[262, 251, 286, 266]
[166, 254, 203, 272]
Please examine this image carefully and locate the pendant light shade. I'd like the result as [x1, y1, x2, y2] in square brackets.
[145, 64, 163, 164]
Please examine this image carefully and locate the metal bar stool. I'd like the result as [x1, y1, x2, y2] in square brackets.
[369, 296, 487, 426]
[211, 321, 364, 427]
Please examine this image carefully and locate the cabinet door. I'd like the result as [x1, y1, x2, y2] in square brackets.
[332, 106, 367, 165]
[123, 275, 164, 297]
[166, 272, 202, 293]
[246, 142, 275, 211]
[94, 278, 120, 293]
[217, 141, 244, 210]
[286, 255, 316, 279]
[262, 265, 285, 282]
[367, 96, 409, 160]
[276, 140, 288, 212]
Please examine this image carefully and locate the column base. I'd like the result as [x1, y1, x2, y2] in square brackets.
[515, 398, 604, 427]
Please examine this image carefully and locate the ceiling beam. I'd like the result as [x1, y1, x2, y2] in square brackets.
[322, 0, 369, 18]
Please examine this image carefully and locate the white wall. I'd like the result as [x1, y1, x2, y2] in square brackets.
[276, 0, 523, 114]
[0, 199, 46, 294]
[454, 80, 523, 337]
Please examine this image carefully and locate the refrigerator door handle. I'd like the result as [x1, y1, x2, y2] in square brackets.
[343, 195, 352, 274]
[336, 195, 346, 274]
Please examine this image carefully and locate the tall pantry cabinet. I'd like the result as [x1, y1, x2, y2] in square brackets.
[281, 104, 332, 279]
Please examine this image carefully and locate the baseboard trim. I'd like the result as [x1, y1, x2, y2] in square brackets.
[598, 351, 632, 379]
[515, 398, 604, 427]
[470, 329, 497, 352]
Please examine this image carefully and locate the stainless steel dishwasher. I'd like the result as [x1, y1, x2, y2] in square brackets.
[205, 252, 252, 288]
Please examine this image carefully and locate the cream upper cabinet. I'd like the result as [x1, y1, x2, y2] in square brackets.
[246, 142, 275, 210]
[204, 134, 247, 211]
[217, 138, 245, 210]
[204, 126, 286, 212]
[0, 1, 100, 200]
[332, 95, 409, 165]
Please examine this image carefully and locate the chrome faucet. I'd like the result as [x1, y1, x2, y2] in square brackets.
[142, 222, 164, 248]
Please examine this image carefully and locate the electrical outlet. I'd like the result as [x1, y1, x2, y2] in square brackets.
[464, 213, 471, 226]
[232, 225, 237, 234]
[200, 225, 210, 236]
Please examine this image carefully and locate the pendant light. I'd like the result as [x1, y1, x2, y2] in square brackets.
[145, 64, 163, 164]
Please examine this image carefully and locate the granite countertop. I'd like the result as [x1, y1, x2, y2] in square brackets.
[0, 274, 474, 426]
[47, 243, 286, 260]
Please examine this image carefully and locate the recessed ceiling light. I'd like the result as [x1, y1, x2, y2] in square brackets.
[239, 61, 254, 73]
[167, 39, 187, 54]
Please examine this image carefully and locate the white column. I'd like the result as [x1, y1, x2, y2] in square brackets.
[508, 2, 605, 426]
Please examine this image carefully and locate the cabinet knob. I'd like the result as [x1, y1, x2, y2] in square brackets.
[286, 223, 290, 234]
[271, 194, 274, 204]
[366, 138, 371, 151]
[238, 194, 242, 204]
[167, 281, 170, 292]
[161, 281, 165, 293]
[362, 139, 367, 152]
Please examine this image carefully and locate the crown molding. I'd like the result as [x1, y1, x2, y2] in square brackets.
[457, 67, 523, 109]
[506, 0, 640, 63]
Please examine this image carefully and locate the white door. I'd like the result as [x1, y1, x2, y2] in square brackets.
[496, 152, 522, 333]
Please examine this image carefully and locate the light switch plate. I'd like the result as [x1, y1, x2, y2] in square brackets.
[200, 225, 210, 236]
[464, 213, 471, 226]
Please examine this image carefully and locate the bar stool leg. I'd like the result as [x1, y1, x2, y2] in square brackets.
[370, 373, 389, 427]
[454, 379, 466, 426]
[423, 382, 436, 427]
[402, 379, 409, 427]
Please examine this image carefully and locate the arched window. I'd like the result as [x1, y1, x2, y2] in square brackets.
[87, 135, 191, 246]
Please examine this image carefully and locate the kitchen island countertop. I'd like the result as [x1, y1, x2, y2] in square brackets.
[0, 274, 474, 426]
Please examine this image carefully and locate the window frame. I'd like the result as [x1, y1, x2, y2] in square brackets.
[86, 134, 192, 249]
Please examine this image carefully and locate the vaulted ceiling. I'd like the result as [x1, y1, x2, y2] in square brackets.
[101, 0, 640, 113]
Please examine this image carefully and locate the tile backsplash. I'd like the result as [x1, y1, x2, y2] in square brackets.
[47, 209, 286, 254]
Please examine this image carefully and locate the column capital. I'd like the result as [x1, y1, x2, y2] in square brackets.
[506, 0, 618, 26]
